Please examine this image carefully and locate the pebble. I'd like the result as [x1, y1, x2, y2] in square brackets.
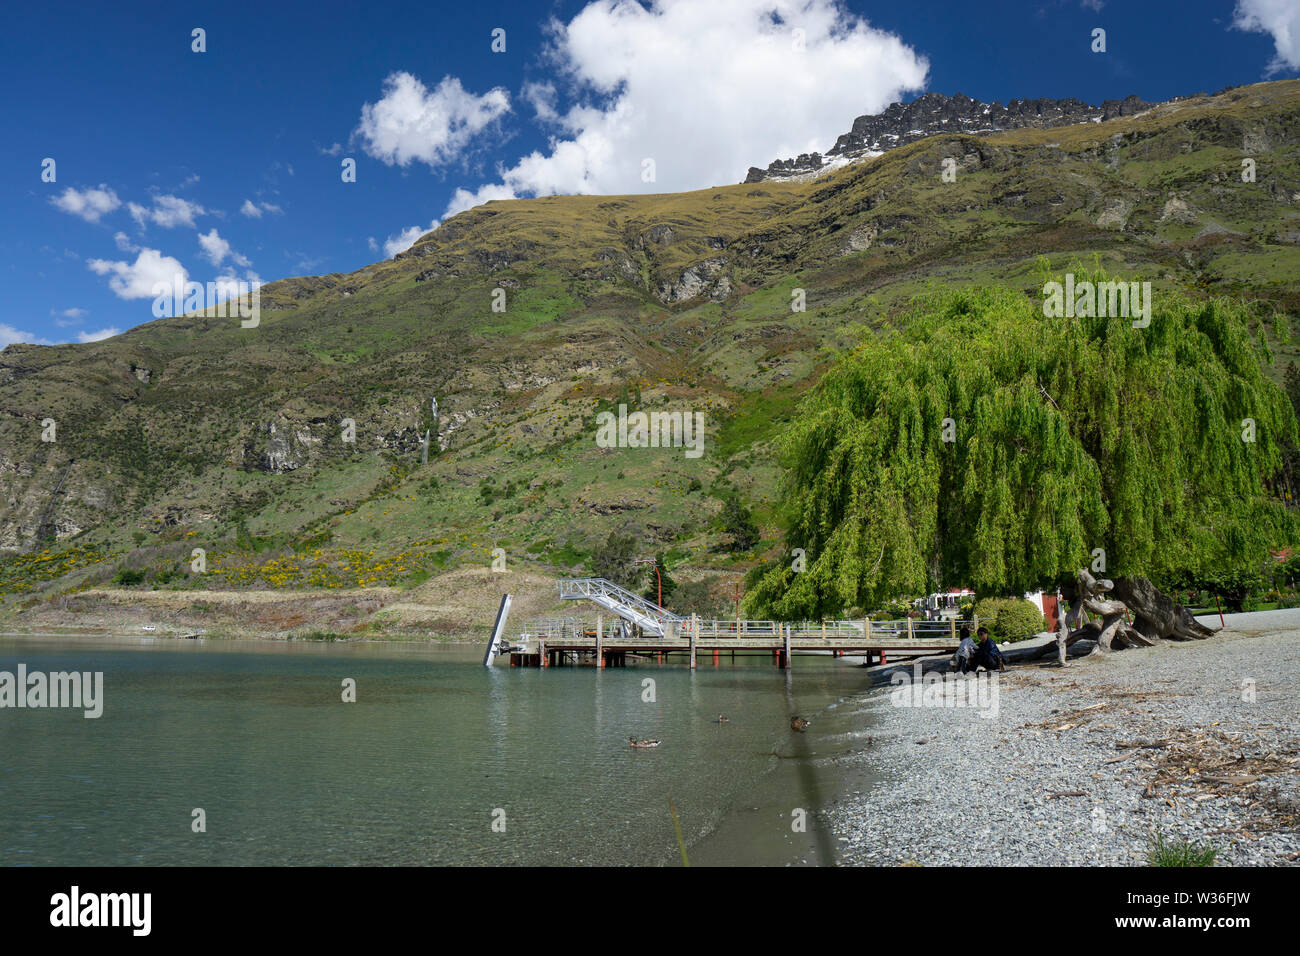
[828, 626, 1300, 866]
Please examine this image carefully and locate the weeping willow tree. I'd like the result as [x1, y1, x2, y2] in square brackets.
[746, 273, 1298, 650]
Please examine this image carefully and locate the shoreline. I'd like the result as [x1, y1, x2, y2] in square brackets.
[6, 611, 1297, 867]
[0, 628, 485, 645]
[824, 617, 1300, 866]
[0, 567, 573, 642]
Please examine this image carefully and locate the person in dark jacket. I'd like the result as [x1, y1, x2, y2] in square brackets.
[973, 626, 1004, 672]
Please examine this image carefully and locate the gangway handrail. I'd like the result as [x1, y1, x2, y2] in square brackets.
[558, 577, 686, 623]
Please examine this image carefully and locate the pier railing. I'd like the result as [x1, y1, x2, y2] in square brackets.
[695, 619, 956, 639]
[521, 617, 591, 640]
[520, 616, 959, 641]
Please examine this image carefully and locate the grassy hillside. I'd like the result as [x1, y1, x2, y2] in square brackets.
[2, 79, 1298, 632]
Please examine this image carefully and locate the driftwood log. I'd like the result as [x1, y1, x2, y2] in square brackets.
[1037, 569, 1219, 664]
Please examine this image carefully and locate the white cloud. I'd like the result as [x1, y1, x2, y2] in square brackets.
[523, 80, 560, 122]
[320, 142, 343, 156]
[197, 228, 252, 268]
[240, 199, 283, 218]
[114, 231, 138, 252]
[87, 248, 188, 300]
[129, 194, 206, 229]
[287, 251, 325, 273]
[367, 237, 380, 253]
[52, 307, 88, 328]
[444, 183, 516, 219]
[1234, 0, 1300, 73]
[440, 0, 928, 217]
[357, 71, 511, 168]
[382, 219, 440, 258]
[50, 185, 121, 223]
[212, 270, 264, 304]
[0, 324, 54, 347]
[77, 327, 121, 343]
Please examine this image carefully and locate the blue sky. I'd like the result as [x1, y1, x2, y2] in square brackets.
[1, 0, 1296, 346]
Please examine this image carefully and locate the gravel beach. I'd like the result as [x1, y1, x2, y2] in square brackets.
[826, 611, 1300, 866]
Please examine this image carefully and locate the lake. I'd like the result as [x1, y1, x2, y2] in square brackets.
[0, 636, 882, 866]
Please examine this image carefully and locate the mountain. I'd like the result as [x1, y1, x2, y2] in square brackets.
[2, 79, 1298, 633]
[745, 89, 1159, 182]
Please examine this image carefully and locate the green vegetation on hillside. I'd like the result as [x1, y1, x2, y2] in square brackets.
[2, 80, 1299, 615]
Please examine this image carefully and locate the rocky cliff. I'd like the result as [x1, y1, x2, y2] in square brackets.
[745, 90, 1160, 182]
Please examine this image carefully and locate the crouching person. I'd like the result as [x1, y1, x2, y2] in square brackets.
[954, 625, 977, 675]
[973, 626, 1004, 673]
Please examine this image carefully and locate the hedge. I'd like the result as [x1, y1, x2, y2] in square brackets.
[972, 597, 1046, 643]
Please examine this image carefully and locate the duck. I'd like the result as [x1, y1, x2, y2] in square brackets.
[628, 736, 661, 749]
[715, 714, 730, 723]
[790, 716, 810, 732]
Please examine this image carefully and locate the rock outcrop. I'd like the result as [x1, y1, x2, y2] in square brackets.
[745, 91, 1155, 183]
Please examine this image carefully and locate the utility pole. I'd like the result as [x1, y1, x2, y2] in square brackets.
[633, 555, 662, 606]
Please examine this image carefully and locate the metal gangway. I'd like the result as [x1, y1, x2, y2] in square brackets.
[558, 577, 685, 637]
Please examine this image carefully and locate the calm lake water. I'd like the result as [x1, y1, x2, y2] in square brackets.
[0, 636, 881, 866]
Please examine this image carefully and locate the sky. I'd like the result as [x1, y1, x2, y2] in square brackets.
[1, 0, 1297, 347]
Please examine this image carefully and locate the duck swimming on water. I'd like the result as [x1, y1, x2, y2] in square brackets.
[628, 736, 661, 749]
[790, 716, 810, 732]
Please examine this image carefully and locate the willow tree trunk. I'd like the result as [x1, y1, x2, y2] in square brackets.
[1038, 570, 1218, 663]
[1110, 576, 1218, 642]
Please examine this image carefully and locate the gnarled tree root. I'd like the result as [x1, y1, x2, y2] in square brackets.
[1033, 571, 1219, 663]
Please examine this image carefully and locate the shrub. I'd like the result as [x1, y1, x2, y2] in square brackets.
[973, 597, 1046, 643]
[113, 568, 146, 587]
[152, 567, 180, 585]
[591, 530, 639, 587]
[877, 597, 915, 618]
[1148, 834, 1218, 867]
[718, 497, 760, 552]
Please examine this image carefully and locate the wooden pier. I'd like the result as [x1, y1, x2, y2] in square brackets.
[485, 579, 963, 670]
[505, 613, 960, 669]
